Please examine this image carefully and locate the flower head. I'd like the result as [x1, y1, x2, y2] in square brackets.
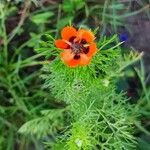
[55, 26, 97, 67]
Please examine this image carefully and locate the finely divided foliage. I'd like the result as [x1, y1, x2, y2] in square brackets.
[19, 30, 141, 149]
[1, 1, 150, 150]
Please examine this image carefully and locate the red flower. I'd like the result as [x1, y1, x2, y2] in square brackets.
[55, 26, 97, 67]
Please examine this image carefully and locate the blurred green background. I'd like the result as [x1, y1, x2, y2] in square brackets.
[0, 0, 150, 149]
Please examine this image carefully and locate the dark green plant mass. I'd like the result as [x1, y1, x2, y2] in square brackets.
[0, 0, 150, 150]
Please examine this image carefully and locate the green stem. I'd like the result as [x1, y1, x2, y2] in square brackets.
[0, 4, 8, 65]
[101, 0, 109, 37]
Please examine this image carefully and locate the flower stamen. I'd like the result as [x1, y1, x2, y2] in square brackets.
[63, 39, 71, 46]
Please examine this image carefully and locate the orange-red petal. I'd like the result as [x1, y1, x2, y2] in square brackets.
[79, 54, 91, 66]
[61, 26, 77, 41]
[55, 39, 69, 49]
[66, 59, 80, 67]
[87, 43, 97, 57]
[77, 29, 95, 43]
[61, 49, 74, 63]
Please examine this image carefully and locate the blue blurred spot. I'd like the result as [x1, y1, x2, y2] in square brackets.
[119, 33, 128, 42]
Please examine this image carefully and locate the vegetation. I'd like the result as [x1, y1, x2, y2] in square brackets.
[0, 0, 150, 149]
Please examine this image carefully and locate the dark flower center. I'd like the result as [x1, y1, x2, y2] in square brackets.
[71, 43, 84, 54]
[68, 36, 89, 60]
